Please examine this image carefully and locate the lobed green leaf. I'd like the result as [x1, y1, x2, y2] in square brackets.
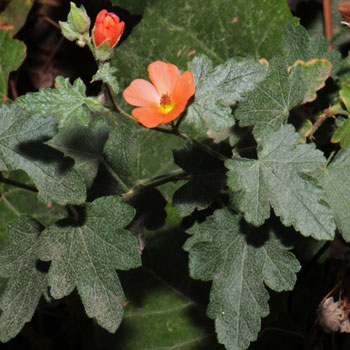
[184, 209, 300, 350]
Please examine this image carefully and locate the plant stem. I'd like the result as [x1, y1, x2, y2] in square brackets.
[105, 83, 137, 123]
[306, 103, 344, 139]
[175, 129, 228, 161]
[123, 170, 189, 199]
[100, 157, 130, 193]
[323, 0, 333, 44]
[0, 173, 38, 193]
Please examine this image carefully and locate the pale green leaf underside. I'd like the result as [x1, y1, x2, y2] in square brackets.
[226, 125, 335, 240]
[37, 196, 141, 333]
[184, 209, 300, 350]
[0, 30, 26, 101]
[0, 104, 86, 205]
[183, 55, 268, 138]
[92, 62, 119, 95]
[0, 216, 47, 342]
[320, 148, 350, 242]
[15, 76, 91, 128]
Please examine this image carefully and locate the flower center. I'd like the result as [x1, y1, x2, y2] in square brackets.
[159, 94, 175, 114]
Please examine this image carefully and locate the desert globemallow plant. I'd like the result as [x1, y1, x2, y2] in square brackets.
[1, 1, 350, 350]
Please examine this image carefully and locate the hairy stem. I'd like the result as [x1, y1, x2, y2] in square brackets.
[123, 169, 189, 199]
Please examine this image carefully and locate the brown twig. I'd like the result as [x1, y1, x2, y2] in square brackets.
[323, 0, 333, 48]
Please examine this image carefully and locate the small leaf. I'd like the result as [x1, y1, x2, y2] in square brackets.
[282, 23, 341, 74]
[339, 82, 350, 113]
[332, 118, 350, 147]
[47, 119, 110, 188]
[0, 30, 26, 102]
[15, 76, 91, 128]
[183, 55, 268, 138]
[38, 196, 141, 333]
[184, 209, 300, 350]
[0, 216, 47, 342]
[288, 59, 332, 104]
[0, 104, 86, 205]
[225, 125, 335, 240]
[92, 62, 119, 95]
[320, 148, 350, 242]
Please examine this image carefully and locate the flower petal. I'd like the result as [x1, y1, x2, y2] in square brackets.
[172, 70, 195, 106]
[148, 61, 180, 96]
[123, 79, 160, 107]
[132, 106, 167, 128]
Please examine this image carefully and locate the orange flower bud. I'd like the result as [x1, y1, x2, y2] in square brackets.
[93, 10, 125, 48]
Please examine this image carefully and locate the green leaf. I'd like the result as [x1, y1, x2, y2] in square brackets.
[15, 76, 91, 128]
[235, 57, 329, 139]
[47, 119, 110, 188]
[103, 125, 139, 188]
[340, 82, 350, 113]
[282, 23, 341, 74]
[110, 0, 154, 15]
[172, 144, 226, 217]
[331, 82, 350, 147]
[0, 104, 86, 205]
[137, 128, 185, 200]
[0, 0, 33, 36]
[320, 148, 350, 242]
[37, 196, 141, 333]
[0, 30, 26, 102]
[225, 125, 335, 240]
[0, 170, 66, 237]
[113, 0, 297, 86]
[288, 59, 332, 104]
[183, 209, 300, 350]
[0, 216, 47, 342]
[182, 55, 268, 138]
[332, 118, 350, 147]
[92, 62, 119, 95]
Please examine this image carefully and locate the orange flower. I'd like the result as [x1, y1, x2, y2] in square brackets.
[123, 61, 195, 128]
[93, 10, 125, 48]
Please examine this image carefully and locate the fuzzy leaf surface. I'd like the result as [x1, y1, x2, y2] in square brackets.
[288, 59, 332, 104]
[0, 216, 47, 342]
[184, 209, 300, 350]
[226, 125, 335, 239]
[113, 0, 297, 87]
[282, 23, 341, 74]
[103, 125, 139, 188]
[320, 148, 350, 241]
[235, 57, 330, 139]
[37, 196, 141, 333]
[92, 62, 119, 95]
[183, 55, 268, 138]
[0, 30, 26, 101]
[0, 104, 86, 205]
[15, 76, 91, 128]
[47, 120, 110, 188]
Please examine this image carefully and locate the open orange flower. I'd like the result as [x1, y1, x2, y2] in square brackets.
[123, 61, 195, 128]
